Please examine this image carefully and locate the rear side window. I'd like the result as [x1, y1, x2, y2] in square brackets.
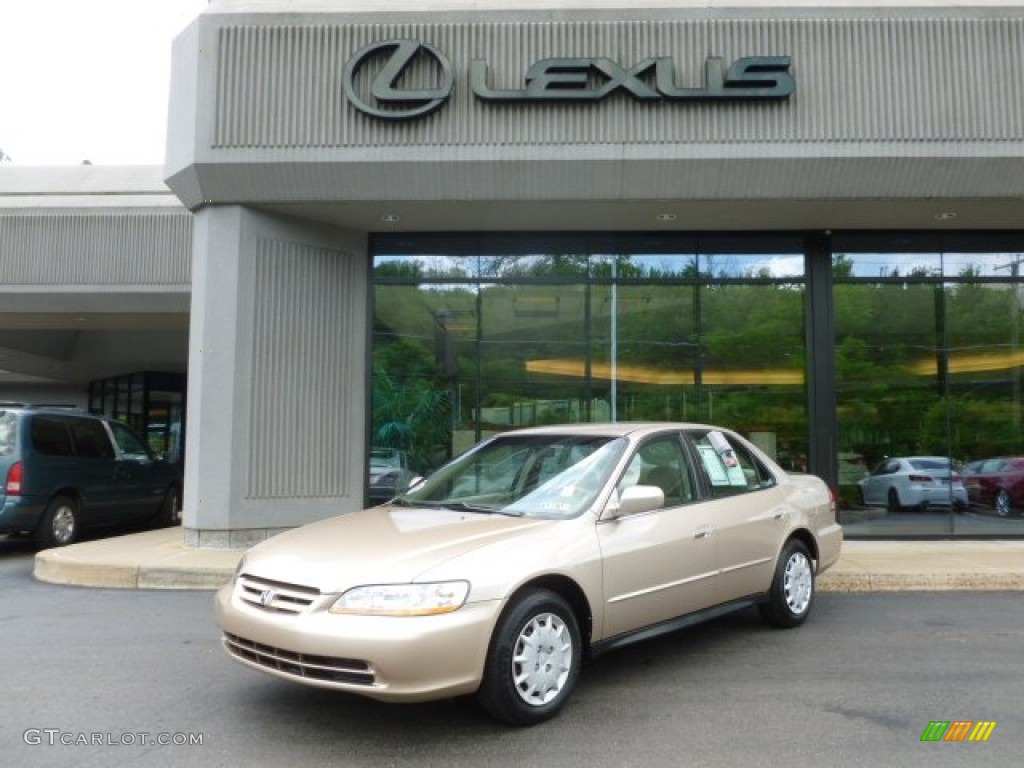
[68, 417, 115, 460]
[30, 416, 75, 457]
[0, 411, 17, 456]
[688, 429, 776, 498]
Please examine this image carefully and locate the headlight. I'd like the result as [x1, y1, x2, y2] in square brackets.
[232, 554, 247, 584]
[329, 581, 470, 616]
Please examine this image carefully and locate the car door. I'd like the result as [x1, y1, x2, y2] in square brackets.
[106, 420, 166, 518]
[862, 459, 899, 506]
[597, 433, 718, 639]
[684, 428, 783, 603]
[64, 415, 121, 522]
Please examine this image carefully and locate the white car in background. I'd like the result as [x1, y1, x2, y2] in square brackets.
[859, 456, 967, 513]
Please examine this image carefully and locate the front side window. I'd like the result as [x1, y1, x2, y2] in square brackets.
[617, 435, 695, 507]
[109, 422, 151, 460]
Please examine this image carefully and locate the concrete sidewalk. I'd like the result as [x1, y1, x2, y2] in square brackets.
[31, 526, 1024, 591]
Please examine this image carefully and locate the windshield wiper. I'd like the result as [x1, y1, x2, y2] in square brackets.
[391, 498, 523, 516]
[448, 501, 525, 516]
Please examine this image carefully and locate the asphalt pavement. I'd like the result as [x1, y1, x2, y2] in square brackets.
[29, 525, 1024, 591]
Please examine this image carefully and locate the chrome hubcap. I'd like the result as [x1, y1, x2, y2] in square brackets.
[52, 506, 75, 544]
[996, 491, 1010, 517]
[783, 552, 813, 615]
[512, 612, 572, 707]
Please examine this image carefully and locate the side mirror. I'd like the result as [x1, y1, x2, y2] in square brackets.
[605, 485, 664, 519]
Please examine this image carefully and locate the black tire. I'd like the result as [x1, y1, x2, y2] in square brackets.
[154, 486, 182, 528]
[478, 589, 582, 726]
[995, 489, 1012, 518]
[35, 495, 79, 548]
[759, 539, 815, 629]
[886, 488, 902, 514]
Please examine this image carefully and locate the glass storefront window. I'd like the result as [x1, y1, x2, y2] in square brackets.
[833, 243, 1024, 536]
[372, 233, 1024, 537]
[372, 235, 808, 482]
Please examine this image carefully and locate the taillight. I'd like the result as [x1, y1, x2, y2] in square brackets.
[6, 461, 23, 496]
[828, 486, 837, 518]
[908, 474, 933, 484]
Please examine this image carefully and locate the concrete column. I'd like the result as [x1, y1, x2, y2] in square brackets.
[183, 205, 368, 548]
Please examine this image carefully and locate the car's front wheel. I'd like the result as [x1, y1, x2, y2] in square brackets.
[154, 486, 182, 528]
[478, 589, 582, 726]
[759, 539, 815, 628]
[35, 495, 79, 548]
[995, 488, 1012, 518]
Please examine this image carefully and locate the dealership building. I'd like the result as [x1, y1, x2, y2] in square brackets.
[2, 0, 1024, 543]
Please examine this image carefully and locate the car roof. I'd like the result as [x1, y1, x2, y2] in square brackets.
[492, 422, 725, 439]
[0, 404, 96, 418]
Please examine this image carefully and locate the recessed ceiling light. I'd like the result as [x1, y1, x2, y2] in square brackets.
[656, 213, 677, 222]
[380, 213, 400, 223]
[934, 211, 957, 220]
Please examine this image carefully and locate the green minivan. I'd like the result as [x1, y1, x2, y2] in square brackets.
[0, 404, 182, 548]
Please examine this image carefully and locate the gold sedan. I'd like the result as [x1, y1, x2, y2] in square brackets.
[216, 423, 842, 725]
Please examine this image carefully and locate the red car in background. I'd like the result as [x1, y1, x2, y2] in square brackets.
[963, 457, 1024, 517]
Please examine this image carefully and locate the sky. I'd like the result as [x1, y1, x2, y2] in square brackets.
[0, 0, 209, 166]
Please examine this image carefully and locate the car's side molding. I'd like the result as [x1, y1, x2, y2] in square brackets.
[589, 595, 765, 658]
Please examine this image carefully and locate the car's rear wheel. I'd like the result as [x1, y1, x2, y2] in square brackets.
[995, 489, 1012, 518]
[759, 539, 814, 628]
[887, 488, 902, 514]
[478, 589, 581, 726]
[35, 495, 79, 548]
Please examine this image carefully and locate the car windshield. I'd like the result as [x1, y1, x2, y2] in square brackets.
[399, 434, 628, 520]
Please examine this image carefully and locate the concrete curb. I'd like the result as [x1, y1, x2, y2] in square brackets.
[33, 527, 242, 590]
[31, 527, 1024, 592]
[816, 571, 1024, 592]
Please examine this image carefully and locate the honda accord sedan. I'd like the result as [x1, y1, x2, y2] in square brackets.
[216, 423, 842, 725]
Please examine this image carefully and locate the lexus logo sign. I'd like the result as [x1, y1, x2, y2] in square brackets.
[342, 40, 455, 120]
[342, 38, 794, 121]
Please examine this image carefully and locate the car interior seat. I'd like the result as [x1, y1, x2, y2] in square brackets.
[641, 465, 684, 507]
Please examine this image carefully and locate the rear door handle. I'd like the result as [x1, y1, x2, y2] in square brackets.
[694, 526, 715, 540]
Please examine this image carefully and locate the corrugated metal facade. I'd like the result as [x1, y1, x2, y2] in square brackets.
[0, 209, 192, 286]
[246, 236, 362, 500]
[210, 17, 1024, 150]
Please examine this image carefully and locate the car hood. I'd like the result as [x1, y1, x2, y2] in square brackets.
[240, 504, 548, 594]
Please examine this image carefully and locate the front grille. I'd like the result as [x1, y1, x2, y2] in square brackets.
[238, 574, 320, 615]
[223, 632, 375, 686]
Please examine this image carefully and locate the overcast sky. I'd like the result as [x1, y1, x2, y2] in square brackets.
[0, 0, 208, 166]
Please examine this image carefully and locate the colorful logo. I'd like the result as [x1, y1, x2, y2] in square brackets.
[920, 721, 997, 742]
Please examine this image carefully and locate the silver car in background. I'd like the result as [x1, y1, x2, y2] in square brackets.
[859, 456, 967, 513]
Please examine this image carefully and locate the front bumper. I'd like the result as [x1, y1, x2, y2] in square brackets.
[215, 582, 503, 703]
